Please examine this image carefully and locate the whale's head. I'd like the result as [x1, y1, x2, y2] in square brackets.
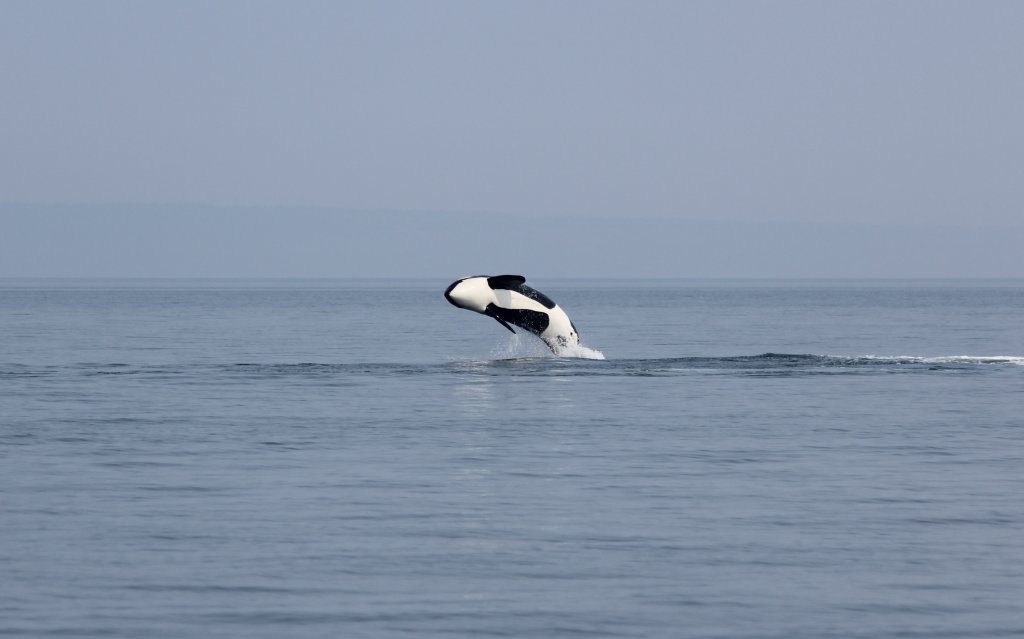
[444, 276, 493, 313]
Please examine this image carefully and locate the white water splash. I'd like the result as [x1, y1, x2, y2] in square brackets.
[490, 333, 606, 360]
[557, 343, 606, 360]
[489, 333, 548, 359]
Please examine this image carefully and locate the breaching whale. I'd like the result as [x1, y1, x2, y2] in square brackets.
[444, 275, 580, 355]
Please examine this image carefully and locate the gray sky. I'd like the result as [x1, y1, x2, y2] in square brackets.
[2, 1, 1022, 277]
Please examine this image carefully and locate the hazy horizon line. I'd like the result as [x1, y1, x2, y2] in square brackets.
[4, 276, 1023, 282]
[4, 202, 1023, 231]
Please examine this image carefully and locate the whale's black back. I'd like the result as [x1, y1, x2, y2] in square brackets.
[485, 275, 557, 310]
[505, 283, 556, 309]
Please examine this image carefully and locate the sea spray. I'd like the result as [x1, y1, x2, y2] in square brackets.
[490, 333, 606, 360]
[557, 343, 606, 360]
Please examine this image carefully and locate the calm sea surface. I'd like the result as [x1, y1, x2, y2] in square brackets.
[2, 279, 1022, 638]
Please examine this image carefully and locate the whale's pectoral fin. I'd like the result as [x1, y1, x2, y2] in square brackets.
[487, 274, 526, 289]
[489, 313, 517, 334]
[485, 306, 516, 334]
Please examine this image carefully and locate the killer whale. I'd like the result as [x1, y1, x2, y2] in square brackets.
[444, 275, 580, 354]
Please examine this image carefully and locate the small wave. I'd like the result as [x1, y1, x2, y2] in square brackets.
[600, 353, 1024, 377]
[1, 353, 1017, 382]
[442, 352, 1024, 379]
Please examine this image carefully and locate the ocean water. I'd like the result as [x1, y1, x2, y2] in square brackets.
[1, 279, 1022, 639]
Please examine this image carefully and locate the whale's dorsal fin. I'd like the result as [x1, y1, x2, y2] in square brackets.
[487, 274, 526, 289]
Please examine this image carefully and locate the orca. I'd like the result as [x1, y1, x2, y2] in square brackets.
[444, 275, 580, 355]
